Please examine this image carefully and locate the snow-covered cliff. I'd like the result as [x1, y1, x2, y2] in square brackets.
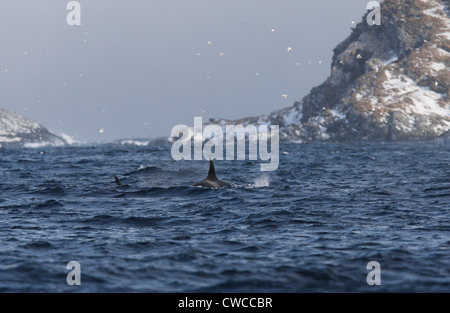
[0, 108, 66, 147]
[209, 0, 450, 142]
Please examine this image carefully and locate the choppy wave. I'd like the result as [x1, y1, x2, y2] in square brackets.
[0, 141, 449, 292]
[59, 133, 80, 145]
[112, 137, 171, 147]
[119, 140, 150, 146]
[22, 140, 65, 148]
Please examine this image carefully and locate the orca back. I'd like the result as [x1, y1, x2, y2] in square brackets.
[194, 160, 231, 188]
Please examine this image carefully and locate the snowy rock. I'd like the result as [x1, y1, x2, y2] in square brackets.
[208, 0, 450, 142]
[0, 108, 66, 147]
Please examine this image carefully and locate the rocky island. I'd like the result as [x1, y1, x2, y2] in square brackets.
[0, 108, 65, 148]
[209, 0, 449, 142]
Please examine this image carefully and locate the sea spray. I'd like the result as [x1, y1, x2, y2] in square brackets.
[253, 174, 270, 188]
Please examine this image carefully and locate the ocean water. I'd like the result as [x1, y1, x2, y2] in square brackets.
[0, 140, 449, 292]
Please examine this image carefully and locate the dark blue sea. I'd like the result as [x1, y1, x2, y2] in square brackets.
[0, 140, 449, 292]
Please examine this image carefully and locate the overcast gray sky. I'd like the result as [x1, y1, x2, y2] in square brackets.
[0, 0, 369, 142]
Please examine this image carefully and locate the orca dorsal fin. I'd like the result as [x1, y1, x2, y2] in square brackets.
[206, 159, 218, 180]
[114, 176, 122, 186]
